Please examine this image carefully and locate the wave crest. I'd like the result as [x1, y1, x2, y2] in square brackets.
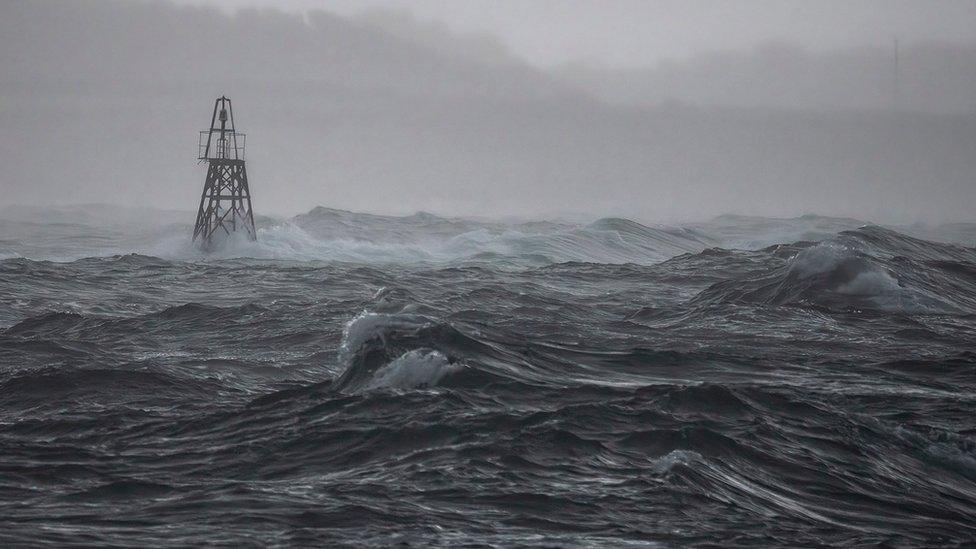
[365, 349, 458, 390]
[334, 312, 468, 392]
[693, 226, 976, 314]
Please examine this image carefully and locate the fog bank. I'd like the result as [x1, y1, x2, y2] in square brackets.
[1, 0, 974, 223]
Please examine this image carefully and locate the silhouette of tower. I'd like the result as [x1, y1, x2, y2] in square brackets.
[193, 96, 257, 246]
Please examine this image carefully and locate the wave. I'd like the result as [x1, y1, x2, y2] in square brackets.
[6, 206, 976, 268]
[0, 367, 224, 415]
[691, 226, 976, 314]
[329, 309, 738, 395]
[333, 312, 469, 392]
[160, 213, 717, 265]
[3, 302, 271, 336]
[3, 206, 717, 265]
[693, 213, 868, 250]
[364, 349, 459, 390]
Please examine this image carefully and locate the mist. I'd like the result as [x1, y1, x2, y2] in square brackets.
[6, 3, 976, 544]
[177, 0, 976, 69]
[1, 0, 974, 223]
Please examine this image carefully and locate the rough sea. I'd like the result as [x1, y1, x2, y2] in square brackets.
[1, 205, 975, 547]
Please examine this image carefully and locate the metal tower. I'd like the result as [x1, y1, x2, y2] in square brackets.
[193, 96, 257, 246]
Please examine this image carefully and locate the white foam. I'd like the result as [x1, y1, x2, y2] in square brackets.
[788, 242, 861, 279]
[5, 208, 718, 265]
[365, 349, 458, 390]
[144, 223, 439, 263]
[787, 241, 900, 296]
[161, 219, 709, 265]
[336, 311, 461, 391]
[339, 311, 430, 358]
[649, 449, 701, 473]
[836, 269, 900, 296]
[787, 241, 960, 313]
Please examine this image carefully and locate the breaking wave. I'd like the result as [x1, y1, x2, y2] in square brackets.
[155, 214, 715, 265]
[333, 311, 482, 393]
[4, 207, 717, 265]
[3, 207, 976, 546]
[692, 226, 976, 314]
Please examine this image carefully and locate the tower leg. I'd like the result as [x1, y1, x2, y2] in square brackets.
[193, 159, 256, 246]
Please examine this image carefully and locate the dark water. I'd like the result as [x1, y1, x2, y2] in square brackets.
[2, 210, 976, 546]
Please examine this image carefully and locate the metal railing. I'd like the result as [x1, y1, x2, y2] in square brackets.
[198, 130, 246, 161]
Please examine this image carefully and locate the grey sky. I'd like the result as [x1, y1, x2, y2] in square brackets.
[2, 0, 974, 222]
[170, 0, 976, 67]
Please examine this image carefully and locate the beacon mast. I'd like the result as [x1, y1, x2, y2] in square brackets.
[193, 96, 257, 246]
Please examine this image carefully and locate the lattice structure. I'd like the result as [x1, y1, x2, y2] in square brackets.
[193, 96, 257, 246]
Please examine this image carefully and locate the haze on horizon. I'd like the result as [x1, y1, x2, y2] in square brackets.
[1, 0, 975, 223]
[174, 0, 976, 69]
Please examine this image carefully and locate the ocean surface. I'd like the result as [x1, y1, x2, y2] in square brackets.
[1, 205, 975, 547]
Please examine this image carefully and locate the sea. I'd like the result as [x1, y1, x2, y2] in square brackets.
[1, 205, 975, 547]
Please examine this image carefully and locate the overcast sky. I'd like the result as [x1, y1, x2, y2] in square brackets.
[169, 0, 976, 67]
[2, 0, 974, 221]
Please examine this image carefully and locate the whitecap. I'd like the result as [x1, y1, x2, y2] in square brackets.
[649, 449, 702, 473]
[365, 349, 459, 390]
